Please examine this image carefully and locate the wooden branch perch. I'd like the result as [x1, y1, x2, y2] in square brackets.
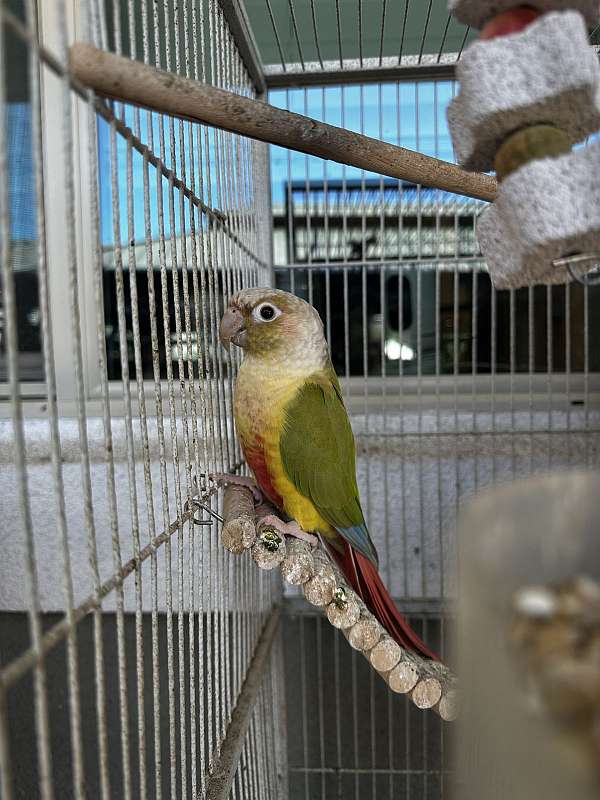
[69, 42, 497, 203]
[220, 485, 457, 720]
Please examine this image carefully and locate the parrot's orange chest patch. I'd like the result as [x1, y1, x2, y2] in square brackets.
[242, 436, 283, 509]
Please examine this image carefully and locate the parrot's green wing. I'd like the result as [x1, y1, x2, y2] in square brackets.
[280, 368, 378, 565]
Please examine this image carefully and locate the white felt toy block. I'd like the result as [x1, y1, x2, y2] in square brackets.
[447, 11, 600, 171]
[448, 0, 600, 29]
[477, 141, 600, 289]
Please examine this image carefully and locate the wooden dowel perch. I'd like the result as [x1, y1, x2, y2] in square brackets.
[69, 42, 497, 204]
[220, 485, 457, 721]
[221, 485, 256, 553]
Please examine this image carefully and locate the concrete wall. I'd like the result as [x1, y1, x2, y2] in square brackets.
[1, 409, 597, 612]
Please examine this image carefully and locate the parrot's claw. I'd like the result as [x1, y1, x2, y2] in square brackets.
[208, 473, 263, 504]
[259, 516, 319, 549]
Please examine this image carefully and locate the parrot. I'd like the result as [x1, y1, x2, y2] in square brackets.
[219, 287, 438, 661]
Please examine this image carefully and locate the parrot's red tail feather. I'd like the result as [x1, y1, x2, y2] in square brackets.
[330, 542, 440, 662]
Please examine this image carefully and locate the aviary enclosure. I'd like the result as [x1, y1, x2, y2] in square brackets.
[0, 1, 598, 798]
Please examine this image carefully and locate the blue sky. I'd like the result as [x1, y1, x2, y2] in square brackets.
[7, 103, 36, 240]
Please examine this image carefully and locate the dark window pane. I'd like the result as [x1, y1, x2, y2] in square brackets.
[0, 0, 43, 383]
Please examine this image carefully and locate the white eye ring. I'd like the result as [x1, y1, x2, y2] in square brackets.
[253, 302, 282, 323]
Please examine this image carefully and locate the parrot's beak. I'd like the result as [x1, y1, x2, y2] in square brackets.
[219, 306, 247, 351]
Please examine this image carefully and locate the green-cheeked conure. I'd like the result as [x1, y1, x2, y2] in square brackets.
[219, 287, 438, 660]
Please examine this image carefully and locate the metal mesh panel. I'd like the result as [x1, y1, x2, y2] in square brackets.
[271, 80, 599, 799]
[283, 606, 452, 800]
[0, 2, 280, 798]
[271, 83, 600, 604]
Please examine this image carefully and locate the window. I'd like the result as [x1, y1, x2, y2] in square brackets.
[271, 82, 600, 378]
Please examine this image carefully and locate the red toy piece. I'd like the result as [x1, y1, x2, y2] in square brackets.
[480, 6, 542, 39]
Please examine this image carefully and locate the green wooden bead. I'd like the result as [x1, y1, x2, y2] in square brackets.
[495, 125, 573, 181]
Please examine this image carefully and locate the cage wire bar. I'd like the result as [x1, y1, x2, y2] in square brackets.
[0, 1, 282, 799]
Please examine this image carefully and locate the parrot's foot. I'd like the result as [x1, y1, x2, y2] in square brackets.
[259, 516, 319, 548]
[209, 473, 263, 504]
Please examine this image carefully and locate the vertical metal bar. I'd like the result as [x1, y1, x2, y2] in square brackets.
[358, 0, 363, 66]
[398, 0, 410, 63]
[417, 265, 426, 596]
[423, 617, 428, 798]
[378, 82, 391, 587]
[151, 7, 178, 794]
[309, 0, 323, 68]
[395, 80, 409, 598]
[335, 0, 344, 67]
[134, 6, 163, 797]
[451, 80, 461, 532]
[71, 3, 134, 798]
[584, 282, 590, 466]
[263, 0, 286, 71]
[193, 3, 219, 784]
[547, 285, 553, 469]
[370, 666, 376, 800]
[219, 5, 236, 745]
[139, 70, 167, 800]
[362, 261, 370, 518]
[378, 0, 387, 65]
[300, 617, 309, 800]
[491, 283, 497, 483]
[304, 87, 312, 272]
[0, 685, 13, 800]
[25, 1, 85, 795]
[436, 261, 444, 595]
[208, 2, 227, 768]
[316, 616, 325, 800]
[399, 261, 408, 598]
[287, 0, 305, 70]
[388, 683, 394, 800]
[453, 258, 460, 520]
[528, 284, 535, 474]
[180, 12, 199, 798]
[108, 117, 134, 800]
[351, 649, 359, 800]
[440, 612, 446, 797]
[510, 288, 517, 478]
[125, 136, 150, 800]
[404, 644, 410, 800]
[565, 280, 572, 466]
[415, 83, 426, 598]
[418, 1, 434, 63]
[0, 9, 54, 798]
[165, 4, 194, 793]
[434, 81, 445, 599]
[119, 12, 150, 790]
[360, 85, 371, 529]
[86, 77, 114, 800]
[334, 629, 342, 799]
[186, 3, 212, 791]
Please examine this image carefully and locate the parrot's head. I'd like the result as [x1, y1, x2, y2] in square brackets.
[219, 287, 327, 362]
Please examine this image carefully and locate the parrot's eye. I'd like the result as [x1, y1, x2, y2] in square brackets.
[253, 302, 282, 323]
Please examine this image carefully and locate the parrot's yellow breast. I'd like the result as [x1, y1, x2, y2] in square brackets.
[234, 361, 336, 536]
